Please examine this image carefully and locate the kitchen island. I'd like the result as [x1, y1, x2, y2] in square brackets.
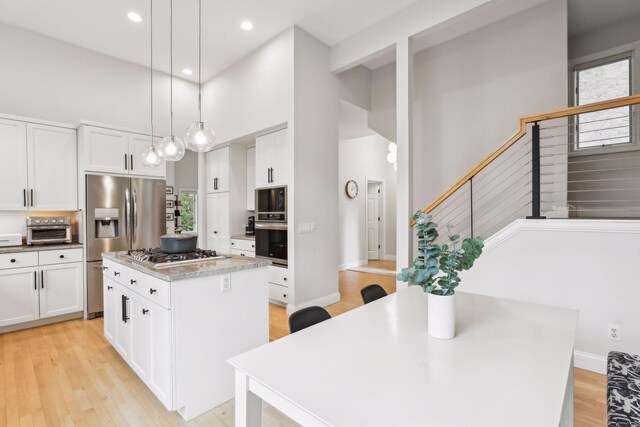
[102, 252, 270, 421]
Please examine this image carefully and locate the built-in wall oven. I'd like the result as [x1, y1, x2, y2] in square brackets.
[255, 186, 288, 266]
[255, 222, 288, 266]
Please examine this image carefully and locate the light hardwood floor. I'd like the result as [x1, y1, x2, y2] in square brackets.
[1, 261, 606, 426]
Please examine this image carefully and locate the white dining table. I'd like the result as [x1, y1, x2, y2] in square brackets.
[228, 286, 578, 427]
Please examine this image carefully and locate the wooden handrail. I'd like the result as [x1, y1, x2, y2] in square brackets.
[417, 93, 640, 219]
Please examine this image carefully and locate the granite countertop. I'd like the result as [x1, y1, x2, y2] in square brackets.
[231, 235, 255, 241]
[103, 251, 270, 282]
[0, 242, 83, 254]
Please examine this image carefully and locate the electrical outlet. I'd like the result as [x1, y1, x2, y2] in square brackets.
[608, 324, 621, 341]
[221, 274, 231, 293]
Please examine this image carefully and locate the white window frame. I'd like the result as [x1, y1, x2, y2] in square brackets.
[178, 188, 198, 235]
[569, 44, 638, 157]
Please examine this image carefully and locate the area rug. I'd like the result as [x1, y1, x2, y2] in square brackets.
[347, 265, 397, 277]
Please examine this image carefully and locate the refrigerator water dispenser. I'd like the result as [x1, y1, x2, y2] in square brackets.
[94, 208, 120, 238]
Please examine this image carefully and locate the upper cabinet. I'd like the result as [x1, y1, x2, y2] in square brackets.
[206, 146, 230, 193]
[0, 118, 28, 210]
[80, 125, 166, 177]
[246, 146, 256, 211]
[255, 128, 289, 188]
[27, 124, 78, 211]
[0, 118, 77, 211]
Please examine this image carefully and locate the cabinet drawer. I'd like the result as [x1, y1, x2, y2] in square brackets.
[0, 252, 38, 270]
[138, 276, 171, 310]
[103, 259, 127, 285]
[230, 239, 255, 252]
[39, 248, 83, 265]
[268, 265, 290, 287]
[231, 249, 255, 258]
[269, 283, 289, 304]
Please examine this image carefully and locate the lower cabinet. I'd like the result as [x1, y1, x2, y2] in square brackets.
[39, 262, 83, 318]
[0, 266, 39, 327]
[104, 269, 173, 410]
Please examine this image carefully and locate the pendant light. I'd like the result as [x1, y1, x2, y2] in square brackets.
[157, 0, 186, 162]
[141, 0, 162, 167]
[185, 0, 215, 152]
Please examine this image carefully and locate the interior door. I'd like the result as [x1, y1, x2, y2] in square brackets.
[27, 124, 77, 210]
[39, 263, 83, 318]
[128, 134, 166, 177]
[0, 267, 39, 327]
[130, 178, 167, 250]
[0, 118, 28, 210]
[367, 182, 380, 260]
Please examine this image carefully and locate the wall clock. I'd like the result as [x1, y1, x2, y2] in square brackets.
[345, 180, 359, 199]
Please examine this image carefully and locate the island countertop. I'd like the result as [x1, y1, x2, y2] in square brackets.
[102, 251, 270, 282]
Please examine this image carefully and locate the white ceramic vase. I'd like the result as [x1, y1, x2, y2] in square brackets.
[428, 293, 456, 339]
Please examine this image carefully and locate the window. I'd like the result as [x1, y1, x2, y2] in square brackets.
[574, 54, 632, 150]
[179, 190, 197, 233]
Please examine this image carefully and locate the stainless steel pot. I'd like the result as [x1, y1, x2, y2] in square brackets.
[160, 234, 197, 254]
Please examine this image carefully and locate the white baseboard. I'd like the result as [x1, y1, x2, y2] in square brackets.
[286, 292, 341, 315]
[383, 255, 396, 261]
[574, 350, 607, 374]
[339, 259, 367, 271]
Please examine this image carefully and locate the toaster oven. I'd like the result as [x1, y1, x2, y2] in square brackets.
[26, 216, 72, 245]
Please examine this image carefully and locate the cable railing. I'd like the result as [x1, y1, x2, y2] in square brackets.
[416, 93, 640, 238]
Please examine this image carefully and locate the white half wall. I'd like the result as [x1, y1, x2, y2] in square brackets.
[462, 219, 640, 374]
[339, 135, 397, 270]
[0, 22, 197, 135]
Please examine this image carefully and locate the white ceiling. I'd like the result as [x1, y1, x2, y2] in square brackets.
[0, 0, 420, 82]
[568, 0, 640, 38]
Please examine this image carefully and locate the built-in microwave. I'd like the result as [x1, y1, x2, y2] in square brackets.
[256, 186, 287, 222]
[255, 222, 288, 266]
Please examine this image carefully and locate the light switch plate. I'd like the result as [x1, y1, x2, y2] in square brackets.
[298, 223, 316, 234]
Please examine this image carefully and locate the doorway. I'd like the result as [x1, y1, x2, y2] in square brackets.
[366, 180, 383, 261]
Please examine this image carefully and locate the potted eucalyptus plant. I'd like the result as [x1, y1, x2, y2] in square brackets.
[397, 211, 484, 339]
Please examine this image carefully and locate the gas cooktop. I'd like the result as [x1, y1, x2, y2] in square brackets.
[124, 248, 227, 269]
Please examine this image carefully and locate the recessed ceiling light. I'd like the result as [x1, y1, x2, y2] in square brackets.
[127, 12, 142, 23]
[241, 21, 253, 31]
[182, 69, 193, 75]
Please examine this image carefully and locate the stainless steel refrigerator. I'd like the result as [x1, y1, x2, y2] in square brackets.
[86, 174, 166, 317]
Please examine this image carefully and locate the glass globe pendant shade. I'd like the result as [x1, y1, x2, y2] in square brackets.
[185, 121, 215, 152]
[141, 144, 162, 167]
[388, 142, 397, 153]
[158, 135, 186, 161]
[386, 151, 397, 164]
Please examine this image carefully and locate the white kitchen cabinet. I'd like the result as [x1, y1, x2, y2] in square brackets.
[115, 287, 132, 360]
[0, 118, 28, 210]
[0, 267, 39, 327]
[27, 124, 78, 210]
[255, 128, 289, 188]
[103, 276, 118, 345]
[246, 146, 256, 210]
[207, 192, 230, 253]
[147, 302, 173, 409]
[81, 126, 129, 174]
[80, 125, 165, 178]
[130, 293, 151, 381]
[39, 262, 83, 318]
[268, 265, 291, 305]
[128, 134, 166, 177]
[206, 146, 230, 193]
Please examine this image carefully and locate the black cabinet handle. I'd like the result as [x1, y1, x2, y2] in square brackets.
[34, 271, 37, 290]
[114, 271, 120, 277]
[107, 286, 113, 290]
[121, 295, 129, 322]
[231, 242, 235, 245]
[130, 154, 134, 170]
[241, 253, 245, 256]
[213, 231, 218, 234]
[40, 270, 44, 289]
[10, 259, 16, 263]
[251, 245, 255, 248]
[124, 154, 128, 170]
[150, 288, 157, 295]
[283, 294, 287, 298]
[283, 277, 287, 281]
[59, 254, 65, 259]
[23, 189, 26, 207]
[30, 189, 34, 207]
[102, 266, 108, 271]
[142, 309, 149, 315]
[130, 279, 137, 285]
